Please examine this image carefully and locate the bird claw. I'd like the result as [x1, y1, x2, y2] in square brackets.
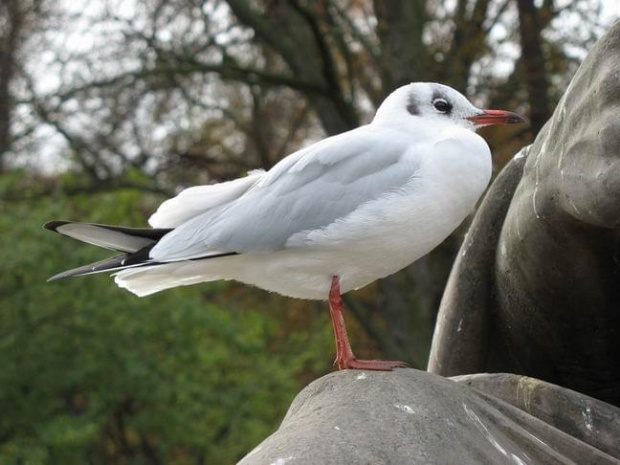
[334, 357, 408, 371]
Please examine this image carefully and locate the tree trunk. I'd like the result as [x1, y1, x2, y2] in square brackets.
[373, 0, 430, 93]
[516, 0, 553, 134]
[225, 0, 358, 135]
[0, 0, 23, 172]
[442, 0, 492, 92]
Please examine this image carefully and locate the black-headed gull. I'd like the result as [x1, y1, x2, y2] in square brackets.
[45, 82, 524, 370]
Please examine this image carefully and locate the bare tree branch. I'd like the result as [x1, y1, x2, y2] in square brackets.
[54, 62, 331, 102]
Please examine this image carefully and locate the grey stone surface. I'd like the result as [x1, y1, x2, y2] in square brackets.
[429, 21, 620, 406]
[239, 369, 620, 465]
[454, 373, 620, 459]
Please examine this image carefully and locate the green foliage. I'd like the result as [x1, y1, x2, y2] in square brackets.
[0, 173, 331, 464]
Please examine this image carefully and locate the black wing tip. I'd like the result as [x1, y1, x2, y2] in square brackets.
[43, 220, 72, 232]
[47, 269, 79, 281]
[43, 220, 173, 241]
[47, 264, 113, 282]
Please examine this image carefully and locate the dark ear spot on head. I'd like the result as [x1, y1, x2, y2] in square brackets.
[407, 95, 419, 115]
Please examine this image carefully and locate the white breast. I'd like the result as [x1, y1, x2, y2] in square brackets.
[228, 129, 492, 300]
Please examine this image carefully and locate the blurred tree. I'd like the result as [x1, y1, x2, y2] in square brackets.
[0, 171, 332, 463]
[0, 0, 46, 171]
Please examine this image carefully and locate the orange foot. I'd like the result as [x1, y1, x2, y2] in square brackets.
[335, 357, 407, 371]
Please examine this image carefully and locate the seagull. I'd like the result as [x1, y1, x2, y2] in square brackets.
[45, 82, 524, 371]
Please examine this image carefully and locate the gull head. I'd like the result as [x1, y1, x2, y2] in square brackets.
[372, 82, 524, 131]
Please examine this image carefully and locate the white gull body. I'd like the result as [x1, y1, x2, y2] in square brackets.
[115, 83, 493, 299]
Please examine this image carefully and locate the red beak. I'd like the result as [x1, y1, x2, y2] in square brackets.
[467, 109, 525, 126]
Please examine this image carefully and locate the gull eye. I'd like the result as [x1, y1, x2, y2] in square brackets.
[433, 98, 452, 114]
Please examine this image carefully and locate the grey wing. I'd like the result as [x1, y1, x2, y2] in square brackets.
[150, 127, 420, 261]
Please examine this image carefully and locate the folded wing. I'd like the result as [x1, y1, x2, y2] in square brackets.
[148, 169, 265, 228]
[150, 126, 421, 262]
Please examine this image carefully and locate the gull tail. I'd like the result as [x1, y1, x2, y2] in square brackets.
[44, 220, 239, 297]
[114, 260, 233, 297]
[44, 220, 173, 281]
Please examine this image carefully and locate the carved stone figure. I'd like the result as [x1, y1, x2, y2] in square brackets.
[429, 21, 620, 408]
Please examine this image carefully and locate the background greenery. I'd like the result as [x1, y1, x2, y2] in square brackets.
[0, 0, 614, 463]
[1, 170, 336, 463]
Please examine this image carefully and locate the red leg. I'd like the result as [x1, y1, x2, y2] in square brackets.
[328, 276, 407, 371]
